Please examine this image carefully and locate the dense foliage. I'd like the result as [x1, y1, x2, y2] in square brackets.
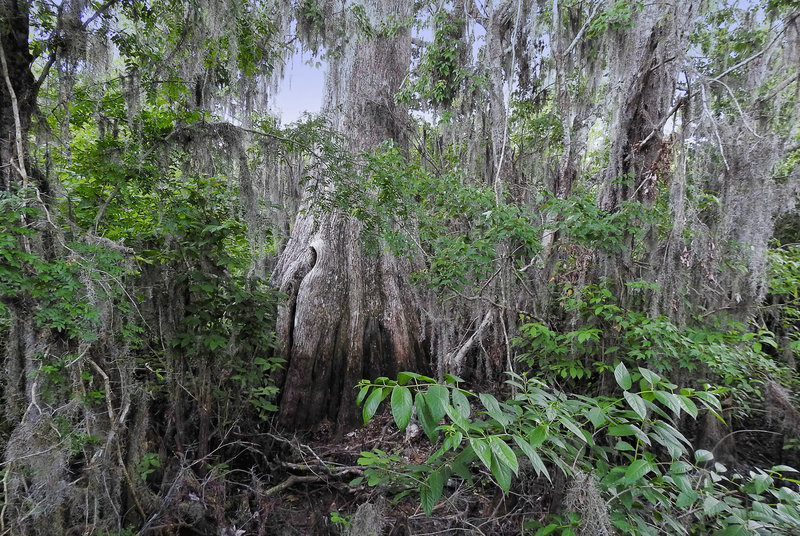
[1, 0, 799, 534]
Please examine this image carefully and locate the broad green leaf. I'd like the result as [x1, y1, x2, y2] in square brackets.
[653, 421, 691, 446]
[390, 386, 413, 431]
[443, 400, 470, 431]
[558, 417, 587, 443]
[362, 387, 385, 423]
[428, 470, 446, 503]
[471, 437, 492, 472]
[669, 460, 693, 475]
[654, 391, 681, 415]
[748, 472, 773, 494]
[397, 371, 420, 385]
[623, 391, 648, 419]
[695, 390, 723, 411]
[451, 447, 476, 482]
[607, 423, 650, 445]
[426, 385, 449, 423]
[671, 472, 693, 494]
[623, 459, 653, 484]
[420, 484, 434, 516]
[443, 430, 463, 451]
[479, 393, 511, 426]
[416, 392, 438, 441]
[638, 367, 661, 387]
[676, 490, 699, 508]
[614, 362, 632, 390]
[489, 436, 519, 475]
[398, 371, 436, 385]
[586, 406, 606, 428]
[695, 449, 714, 463]
[608, 424, 639, 437]
[528, 425, 547, 447]
[451, 388, 471, 419]
[770, 465, 799, 473]
[356, 384, 370, 406]
[714, 525, 749, 536]
[702, 496, 727, 516]
[533, 524, 560, 536]
[443, 373, 465, 384]
[490, 452, 512, 493]
[677, 395, 698, 418]
[513, 435, 550, 482]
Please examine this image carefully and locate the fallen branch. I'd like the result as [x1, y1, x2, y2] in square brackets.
[265, 475, 327, 498]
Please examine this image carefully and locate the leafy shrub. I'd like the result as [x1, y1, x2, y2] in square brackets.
[355, 370, 800, 534]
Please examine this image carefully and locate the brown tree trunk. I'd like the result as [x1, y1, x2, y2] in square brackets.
[272, 0, 429, 430]
[595, 3, 693, 303]
[0, 0, 36, 192]
[1, 0, 38, 424]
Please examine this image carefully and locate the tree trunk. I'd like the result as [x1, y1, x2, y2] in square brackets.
[272, 0, 429, 430]
[0, 0, 36, 192]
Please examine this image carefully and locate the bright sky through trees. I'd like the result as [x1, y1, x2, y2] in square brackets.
[272, 51, 324, 122]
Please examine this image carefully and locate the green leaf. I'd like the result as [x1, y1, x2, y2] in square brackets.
[444, 400, 470, 431]
[558, 417, 587, 443]
[695, 390, 723, 411]
[443, 373, 465, 384]
[748, 472, 773, 494]
[615, 440, 635, 451]
[695, 449, 714, 463]
[623, 459, 653, 484]
[479, 393, 511, 426]
[702, 496, 727, 516]
[608, 423, 650, 446]
[512, 435, 550, 482]
[490, 451, 512, 493]
[676, 490, 698, 508]
[397, 371, 420, 385]
[471, 437, 492, 472]
[391, 386, 413, 431]
[623, 391, 647, 419]
[770, 465, 799, 473]
[451, 389, 471, 419]
[608, 424, 638, 437]
[356, 384, 371, 407]
[669, 460, 693, 475]
[614, 362, 632, 390]
[533, 524, 560, 536]
[654, 391, 681, 415]
[428, 470, 446, 503]
[362, 387, 385, 423]
[420, 484, 434, 516]
[426, 385, 449, 423]
[451, 447, 476, 482]
[489, 436, 519, 475]
[528, 425, 547, 447]
[676, 395, 698, 418]
[416, 392, 438, 441]
[638, 367, 661, 386]
[586, 406, 606, 428]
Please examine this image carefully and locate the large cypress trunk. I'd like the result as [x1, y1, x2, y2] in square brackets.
[272, 0, 428, 429]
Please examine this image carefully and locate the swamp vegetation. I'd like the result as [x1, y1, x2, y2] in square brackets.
[2, 0, 800, 534]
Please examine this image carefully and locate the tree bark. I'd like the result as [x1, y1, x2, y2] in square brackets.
[0, 0, 35, 192]
[272, 0, 429, 430]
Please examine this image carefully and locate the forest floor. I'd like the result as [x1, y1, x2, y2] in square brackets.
[258, 407, 552, 536]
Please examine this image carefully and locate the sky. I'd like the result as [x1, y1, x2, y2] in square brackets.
[271, 50, 325, 124]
